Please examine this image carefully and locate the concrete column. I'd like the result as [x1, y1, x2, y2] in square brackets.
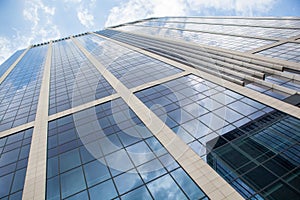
[22, 42, 52, 200]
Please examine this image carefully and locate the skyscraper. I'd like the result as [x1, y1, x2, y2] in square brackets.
[0, 17, 299, 200]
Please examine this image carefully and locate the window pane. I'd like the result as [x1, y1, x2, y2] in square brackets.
[121, 186, 152, 200]
[60, 167, 86, 199]
[114, 170, 143, 195]
[147, 174, 187, 200]
[171, 168, 206, 199]
[88, 180, 117, 200]
[83, 160, 110, 187]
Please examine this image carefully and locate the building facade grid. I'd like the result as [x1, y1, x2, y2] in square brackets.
[0, 16, 299, 200]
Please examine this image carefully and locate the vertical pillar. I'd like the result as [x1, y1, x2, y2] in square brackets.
[22, 42, 52, 200]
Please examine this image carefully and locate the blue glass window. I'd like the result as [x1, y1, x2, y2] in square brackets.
[89, 180, 117, 200]
[46, 98, 207, 199]
[114, 170, 143, 195]
[59, 149, 81, 173]
[147, 174, 187, 199]
[112, 25, 273, 52]
[0, 49, 24, 77]
[121, 186, 152, 200]
[171, 168, 206, 199]
[0, 46, 47, 132]
[0, 128, 33, 199]
[134, 74, 300, 198]
[49, 40, 115, 115]
[60, 167, 86, 199]
[84, 160, 110, 187]
[47, 176, 60, 200]
[65, 190, 89, 200]
[76, 34, 183, 89]
[257, 42, 300, 63]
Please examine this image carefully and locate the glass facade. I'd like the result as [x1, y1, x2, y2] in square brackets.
[76, 34, 183, 88]
[0, 49, 25, 78]
[0, 128, 33, 199]
[208, 113, 300, 199]
[0, 17, 299, 200]
[135, 74, 271, 155]
[135, 74, 300, 199]
[115, 25, 273, 52]
[139, 19, 300, 39]
[149, 17, 300, 29]
[98, 29, 300, 101]
[257, 42, 300, 63]
[49, 39, 115, 115]
[0, 45, 47, 132]
[264, 75, 300, 92]
[46, 98, 207, 200]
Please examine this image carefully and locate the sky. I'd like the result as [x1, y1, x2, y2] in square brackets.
[0, 0, 299, 64]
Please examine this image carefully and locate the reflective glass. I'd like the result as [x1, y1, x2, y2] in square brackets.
[0, 46, 47, 131]
[60, 167, 86, 199]
[84, 160, 110, 187]
[47, 176, 60, 200]
[88, 180, 117, 200]
[59, 149, 81, 173]
[147, 174, 187, 200]
[46, 98, 207, 199]
[114, 25, 273, 52]
[151, 17, 300, 29]
[135, 74, 300, 199]
[49, 39, 115, 115]
[121, 186, 152, 200]
[171, 168, 206, 199]
[114, 170, 143, 195]
[0, 49, 24, 77]
[137, 20, 300, 39]
[257, 42, 300, 63]
[0, 128, 33, 199]
[77, 34, 183, 88]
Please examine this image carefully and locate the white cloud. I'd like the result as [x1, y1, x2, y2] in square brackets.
[105, 0, 276, 27]
[77, 8, 95, 28]
[0, 0, 60, 64]
[0, 0, 277, 65]
[187, 0, 275, 16]
[23, 0, 60, 42]
[75, 0, 97, 29]
[63, 0, 82, 3]
[62, 0, 97, 29]
[44, 6, 56, 15]
[23, 0, 55, 25]
[105, 0, 187, 27]
[0, 37, 12, 64]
